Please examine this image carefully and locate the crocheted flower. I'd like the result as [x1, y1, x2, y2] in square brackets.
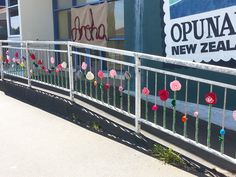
[57, 63, 63, 70]
[105, 83, 110, 90]
[55, 68, 60, 74]
[152, 105, 158, 111]
[14, 51, 19, 58]
[50, 57, 55, 64]
[142, 87, 150, 96]
[94, 80, 98, 87]
[41, 66, 46, 70]
[194, 111, 199, 117]
[81, 62, 87, 70]
[118, 85, 124, 92]
[170, 80, 182, 91]
[205, 92, 217, 105]
[220, 129, 225, 135]
[98, 70, 104, 79]
[37, 59, 43, 65]
[158, 90, 169, 101]
[30, 53, 36, 60]
[86, 71, 94, 81]
[124, 71, 131, 80]
[182, 116, 187, 123]
[109, 69, 117, 78]
[61, 61, 67, 69]
[20, 62, 25, 68]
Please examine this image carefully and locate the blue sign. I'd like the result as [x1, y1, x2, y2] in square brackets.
[170, 0, 236, 19]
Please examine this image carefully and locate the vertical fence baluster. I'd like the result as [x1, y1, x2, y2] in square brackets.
[120, 64, 123, 110]
[184, 79, 188, 137]
[221, 88, 227, 154]
[127, 66, 130, 114]
[172, 77, 177, 133]
[107, 62, 110, 105]
[207, 85, 213, 148]
[135, 54, 141, 133]
[113, 62, 116, 107]
[89, 58, 92, 97]
[145, 70, 149, 120]
[163, 74, 167, 128]
[95, 59, 98, 99]
[26, 42, 31, 87]
[0, 42, 3, 80]
[195, 82, 200, 143]
[68, 43, 74, 101]
[154, 72, 157, 124]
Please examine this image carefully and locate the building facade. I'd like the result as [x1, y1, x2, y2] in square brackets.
[2, 0, 236, 67]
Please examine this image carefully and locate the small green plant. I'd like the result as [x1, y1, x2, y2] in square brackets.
[152, 144, 185, 166]
[90, 122, 102, 132]
[71, 113, 79, 122]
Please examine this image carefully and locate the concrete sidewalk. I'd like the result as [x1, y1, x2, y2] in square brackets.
[0, 91, 195, 177]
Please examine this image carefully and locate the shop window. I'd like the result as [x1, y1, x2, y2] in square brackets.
[57, 10, 71, 40]
[9, 6, 20, 35]
[0, 12, 7, 39]
[8, 0, 18, 6]
[108, 0, 124, 38]
[57, 0, 72, 9]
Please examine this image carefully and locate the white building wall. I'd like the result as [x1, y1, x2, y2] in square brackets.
[19, 0, 54, 41]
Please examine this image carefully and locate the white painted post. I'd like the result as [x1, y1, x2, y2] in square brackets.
[0, 42, 3, 80]
[68, 43, 74, 101]
[135, 53, 141, 133]
[26, 42, 31, 87]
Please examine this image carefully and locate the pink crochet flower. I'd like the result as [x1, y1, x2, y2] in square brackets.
[81, 62, 87, 70]
[98, 70, 104, 79]
[57, 63, 63, 70]
[142, 87, 150, 96]
[194, 111, 199, 117]
[152, 105, 158, 111]
[109, 69, 117, 78]
[55, 68, 60, 74]
[118, 85, 124, 92]
[170, 80, 182, 91]
[50, 57, 55, 64]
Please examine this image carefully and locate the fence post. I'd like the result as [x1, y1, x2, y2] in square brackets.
[0, 42, 3, 80]
[68, 42, 74, 101]
[25, 42, 31, 87]
[135, 53, 141, 133]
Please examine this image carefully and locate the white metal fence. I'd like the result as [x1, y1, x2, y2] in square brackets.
[0, 40, 236, 165]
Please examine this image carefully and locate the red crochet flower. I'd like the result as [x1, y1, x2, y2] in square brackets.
[205, 92, 217, 105]
[14, 51, 19, 58]
[37, 59, 43, 65]
[158, 90, 169, 101]
[41, 66, 46, 70]
[30, 53, 36, 60]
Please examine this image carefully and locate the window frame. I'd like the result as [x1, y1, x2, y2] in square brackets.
[6, 0, 21, 37]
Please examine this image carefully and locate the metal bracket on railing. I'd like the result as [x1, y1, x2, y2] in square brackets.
[68, 43, 74, 101]
[26, 42, 31, 87]
[135, 53, 141, 133]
